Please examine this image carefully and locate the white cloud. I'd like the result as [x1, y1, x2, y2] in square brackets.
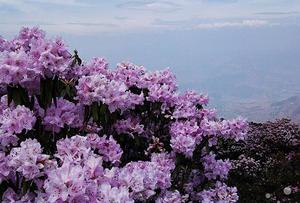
[117, 0, 181, 12]
[0, 0, 87, 7]
[152, 18, 272, 30]
[194, 20, 270, 29]
[255, 11, 299, 16]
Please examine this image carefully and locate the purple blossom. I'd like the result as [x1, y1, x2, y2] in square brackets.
[0, 37, 8, 52]
[2, 187, 35, 203]
[87, 134, 123, 164]
[198, 181, 239, 203]
[112, 62, 146, 88]
[220, 117, 248, 141]
[170, 120, 201, 139]
[202, 153, 232, 180]
[170, 120, 201, 157]
[97, 183, 134, 203]
[173, 91, 209, 119]
[56, 135, 92, 164]
[156, 190, 183, 203]
[0, 27, 71, 92]
[76, 75, 144, 112]
[170, 134, 196, 157]
[114, 116, 144, 136]
[0, 105, 36, 134]
[43, 98, 83, 133]
[143, 69, 177, 91]
[0, 152, 10, 183]
[147, 83, 175, 104]
[7, 139, 55, 180]
[0, 105, 36, 146]
[83, 155, 103, 180]
[75, 57, 109, 77]
[119, 154, 174, 201]
[151, 153, 175, 189]
[44, 161, 86, 202]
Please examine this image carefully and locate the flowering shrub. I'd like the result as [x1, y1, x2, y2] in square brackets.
[0, 27, 248, 202]
[218, 119, 300, 202]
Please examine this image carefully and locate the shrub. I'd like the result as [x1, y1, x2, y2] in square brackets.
[218, 119, 300, 202]
[0, 27, 247, 202]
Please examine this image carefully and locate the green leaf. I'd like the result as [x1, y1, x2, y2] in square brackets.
[22, 180, 30, 195]
[84, 106, 91, 123]
[91, 103, 99, 122]
[40, 78, 46, 108]
[40, 77, 55, 109]
[66, 85, 71, 97]
[29, 96, 35, 110]
[19, 85, 30, 107]
[12, 88, 22, 105]
[52, 76, 58, 107]
[99, 103, 107, 124]
[7, 86, 13, 106]
[46, 79, 53, 107]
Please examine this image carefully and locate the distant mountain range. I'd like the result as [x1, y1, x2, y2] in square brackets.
[219, 95, 300, 124]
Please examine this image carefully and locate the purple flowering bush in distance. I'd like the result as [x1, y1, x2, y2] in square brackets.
[217, 119, 300, 202]
[0, 27, 247, 202]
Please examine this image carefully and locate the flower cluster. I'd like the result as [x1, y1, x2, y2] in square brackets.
[0, 103, 36, 146]
[170, 117, 247, 158]
[170, 120, 200, 157]
[119, 153, 174, 201]
[156, 190, 183, 203]
[7, 139, 55, 180]
[87, 134, 123, 164]
[202, 153, 231, 180]
[173, 91, 209, 119]
[74, 57, 108, 77]
[76, 75, 144, 112]
[199, 181, 239, 203]
[0, 27, 72, 93]
[0, 27, 248, 202]
[114, 116, 144, 136]
[42, 98, 83, 133]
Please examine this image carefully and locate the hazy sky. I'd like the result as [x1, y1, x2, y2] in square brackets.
[1, 0, 300, 119]
[1, 0, 300, 34]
